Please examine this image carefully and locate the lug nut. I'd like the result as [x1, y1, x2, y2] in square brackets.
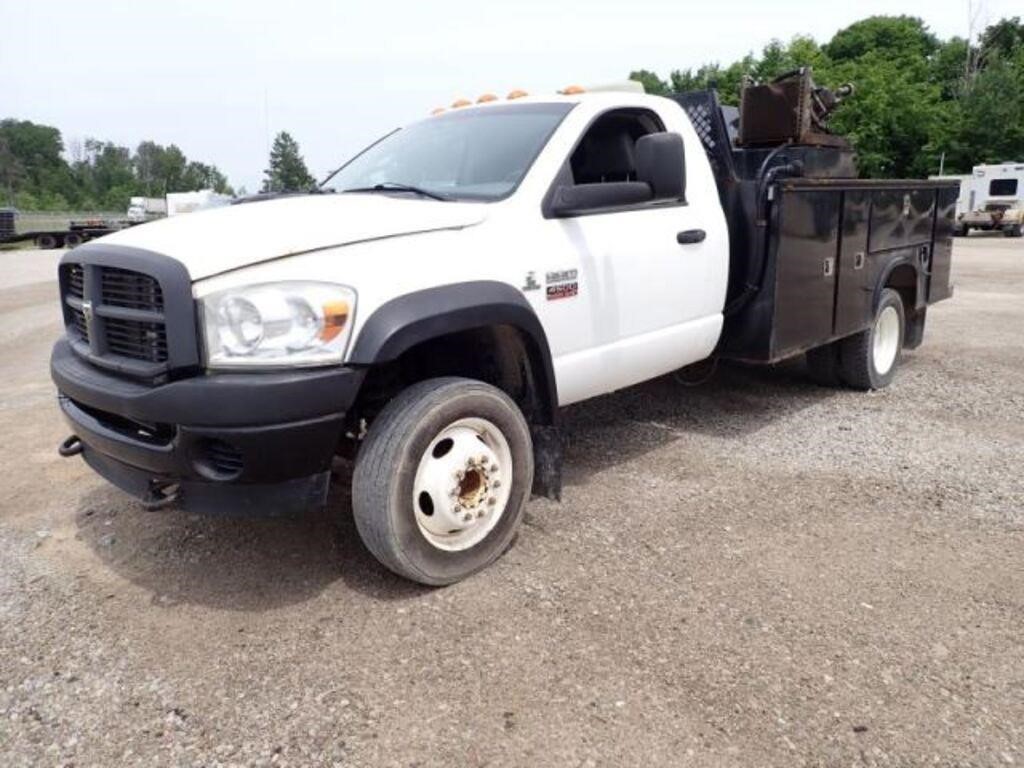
[488, 497, 497, 506]
[492, 480, 501, 489]
[462, 512, 473, 523]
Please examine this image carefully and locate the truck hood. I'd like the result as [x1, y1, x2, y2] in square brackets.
[97, 194, 488, 280]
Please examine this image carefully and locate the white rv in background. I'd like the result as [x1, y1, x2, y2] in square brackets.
[956, 162, 1024, 237]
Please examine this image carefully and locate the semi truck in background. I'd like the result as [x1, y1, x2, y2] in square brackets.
[954, 162, 1024, 237]
[126, 197, 168, 223]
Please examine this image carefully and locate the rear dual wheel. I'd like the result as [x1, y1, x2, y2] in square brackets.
[807, 288, 905, 390]
[352, 377, 533, 585]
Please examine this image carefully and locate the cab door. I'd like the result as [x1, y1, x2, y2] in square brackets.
[535, 105, 726, 405]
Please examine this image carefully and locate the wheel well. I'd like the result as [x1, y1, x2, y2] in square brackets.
[885, 263, 917, 316]
[352, 324, 554, 431]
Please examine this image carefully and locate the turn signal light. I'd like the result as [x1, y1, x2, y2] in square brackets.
[319, 300, 351, 343]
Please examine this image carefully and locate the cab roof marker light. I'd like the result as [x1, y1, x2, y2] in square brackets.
[477, 93, 498, 104]
[451, 98, 472, 108]
[507, 89, 528, 100]
[560, 84, 586, 95]
[430, 107, 446, 115]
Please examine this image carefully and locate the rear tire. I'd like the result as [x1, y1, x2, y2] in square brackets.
[838, 288, 905, 390]
[36, 234, 58, 249]
[64, 233, 83, 248]
[352, 377, 533, 585]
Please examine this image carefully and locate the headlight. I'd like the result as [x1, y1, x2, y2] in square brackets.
[200, 282, 356, 369]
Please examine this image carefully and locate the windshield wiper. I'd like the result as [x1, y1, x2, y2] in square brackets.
[341, 182, 450, 202]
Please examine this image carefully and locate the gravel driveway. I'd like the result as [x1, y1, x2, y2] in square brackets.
[1, 238, 1021, 767]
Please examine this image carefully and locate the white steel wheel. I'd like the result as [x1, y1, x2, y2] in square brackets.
[872, 304, 901, 376]
[412, 417, 514, 552]
[352, 377, 534, 585]
[839, 288, 906, 390]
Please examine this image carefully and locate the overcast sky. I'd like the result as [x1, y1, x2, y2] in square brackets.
[3, 0, 1015, 192]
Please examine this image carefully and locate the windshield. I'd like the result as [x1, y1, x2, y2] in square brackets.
[321, 103, 574, 202]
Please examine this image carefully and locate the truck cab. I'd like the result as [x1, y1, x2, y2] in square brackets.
[51, 80, 956, 584]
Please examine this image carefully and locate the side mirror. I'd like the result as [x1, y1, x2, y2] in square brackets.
[636, 132, 686, 202]
[548, 182, 652, 217]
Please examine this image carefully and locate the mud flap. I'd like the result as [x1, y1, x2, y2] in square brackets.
[530, 425, 563, 501]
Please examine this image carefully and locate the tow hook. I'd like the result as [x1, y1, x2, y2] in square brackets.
[58, 435, 83, 457]
[141, 481, 180, 511]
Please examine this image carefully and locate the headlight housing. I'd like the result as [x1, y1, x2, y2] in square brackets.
[200, 282, 356, 369]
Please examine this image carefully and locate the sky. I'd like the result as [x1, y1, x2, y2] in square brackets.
[3, 0, 1017, 192]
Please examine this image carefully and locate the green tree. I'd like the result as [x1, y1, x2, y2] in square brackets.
[628, 69, 669, 95]
[623, 14, 1024, 178]
[262, 132, 315, 193]
[978, 16, 1024, 62]
[824, 15, 938, 62]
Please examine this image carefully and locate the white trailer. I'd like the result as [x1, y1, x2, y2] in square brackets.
[957, 162, 1024, 237]
[165, 190, 233, 217]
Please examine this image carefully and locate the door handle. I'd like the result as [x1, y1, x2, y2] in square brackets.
[677, 229, 706, 245]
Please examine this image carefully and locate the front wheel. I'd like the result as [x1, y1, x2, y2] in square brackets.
[352, 377, 534, 585]
[838, 288, 906, 390]
[1005, 224, 1023, 238]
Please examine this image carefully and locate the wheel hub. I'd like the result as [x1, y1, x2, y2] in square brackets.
[412, 418, 512, 551]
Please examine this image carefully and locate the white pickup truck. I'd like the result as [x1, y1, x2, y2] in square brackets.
[52, 73, 956, 584]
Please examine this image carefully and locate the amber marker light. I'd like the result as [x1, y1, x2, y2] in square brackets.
[560, 84, 586, 95]
[507, 89, 528, 100]
[430, 107, 445, 115]
[319, 300, 351, 343]
[477, 93, 498, 103]
[451, 98, 472, 108]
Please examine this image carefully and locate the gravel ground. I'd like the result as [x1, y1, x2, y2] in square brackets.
[0, 238, 1022, 767]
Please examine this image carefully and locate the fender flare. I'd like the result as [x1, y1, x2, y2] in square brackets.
[349, 281, 559, 425]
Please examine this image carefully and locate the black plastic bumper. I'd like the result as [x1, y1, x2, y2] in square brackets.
[51, 338, 365, 516]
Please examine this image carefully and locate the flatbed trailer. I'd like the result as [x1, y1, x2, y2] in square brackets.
[0, 220, 125, 249]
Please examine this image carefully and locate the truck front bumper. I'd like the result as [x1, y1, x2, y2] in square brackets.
[51, 339, 365, 516]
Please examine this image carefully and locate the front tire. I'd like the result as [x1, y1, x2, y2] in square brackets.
[839, 288, 905, 390]
[1005, 224, 1023, 238]
[352, 377, 534, 585]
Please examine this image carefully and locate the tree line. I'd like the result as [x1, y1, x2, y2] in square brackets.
[630, 15, 1024, 178]
[0, 121, 234, 211]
